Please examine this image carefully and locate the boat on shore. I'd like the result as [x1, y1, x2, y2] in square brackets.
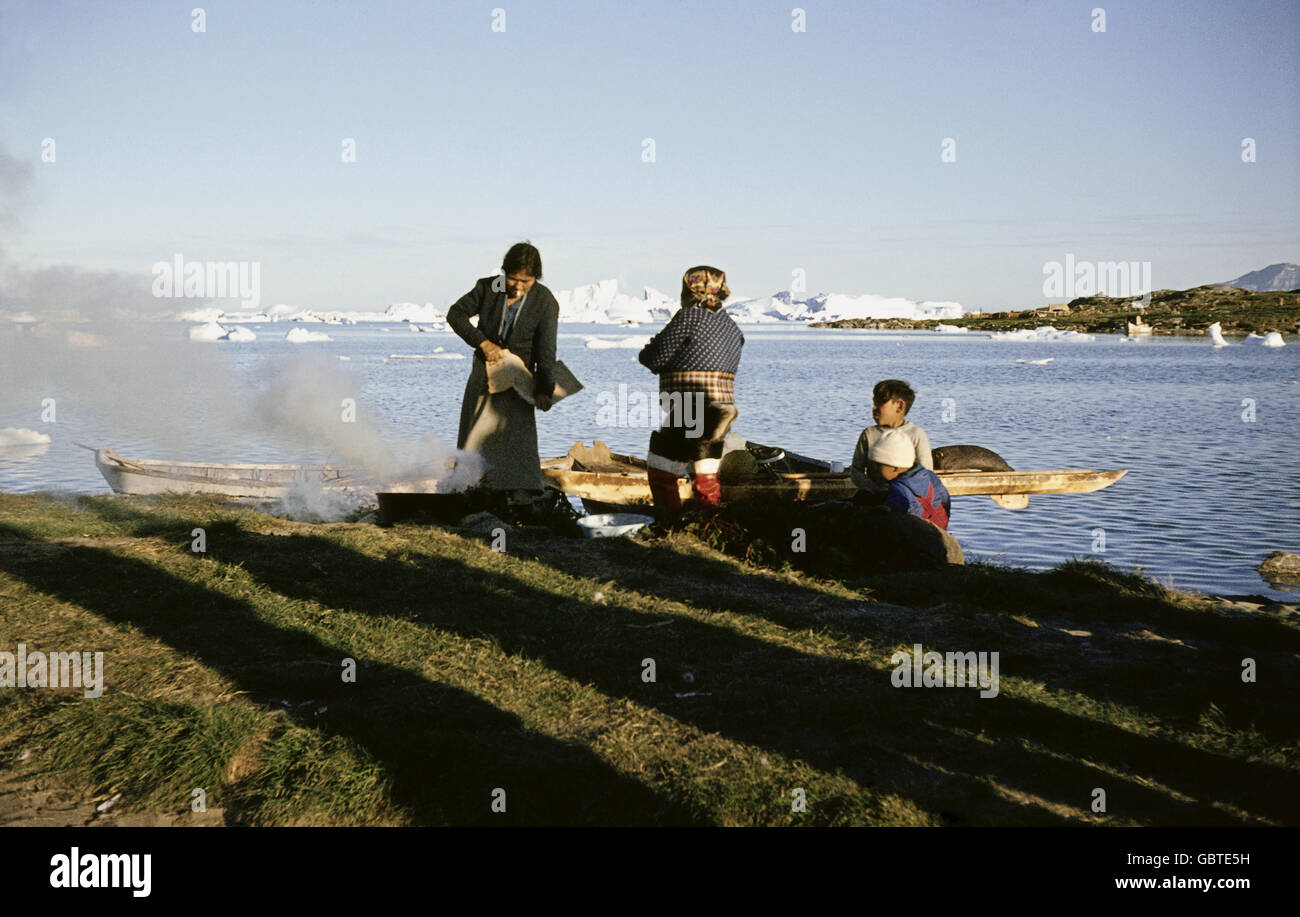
[541, 441, 1127, 512]
[89, 439, 1127, 512]
[90, 447, 441, 499]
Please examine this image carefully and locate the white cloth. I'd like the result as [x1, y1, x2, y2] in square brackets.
[486, 351, 583, 405]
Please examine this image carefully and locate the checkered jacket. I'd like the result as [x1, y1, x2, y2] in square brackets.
[638, 305, 744, 402]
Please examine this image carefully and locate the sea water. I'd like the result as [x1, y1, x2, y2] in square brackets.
[2, 322, 1297, 600]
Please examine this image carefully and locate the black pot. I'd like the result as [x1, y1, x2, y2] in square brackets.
[377, 492, 478, 526]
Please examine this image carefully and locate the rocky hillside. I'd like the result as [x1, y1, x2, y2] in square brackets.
[815, 285, 1299, 336]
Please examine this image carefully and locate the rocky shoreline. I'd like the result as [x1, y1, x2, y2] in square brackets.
[811, 284, 1299, 336]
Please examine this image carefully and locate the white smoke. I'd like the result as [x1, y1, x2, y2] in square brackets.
[0, 143, 481, 521]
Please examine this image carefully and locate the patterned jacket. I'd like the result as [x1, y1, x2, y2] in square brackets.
[638, 305, 744, 403]
[883, 465, 951, 530]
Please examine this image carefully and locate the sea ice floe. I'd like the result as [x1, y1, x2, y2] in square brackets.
[1243, 331, 1286, 348]
[583, 335, 651, 350]
[285, 327, 333, 343]
[991, 326, 1095, 342]
[0, 428, 53, 447]
[189, 320, 229, 342]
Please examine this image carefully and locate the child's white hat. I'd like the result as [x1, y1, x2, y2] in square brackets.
[869, 429, 916, 469]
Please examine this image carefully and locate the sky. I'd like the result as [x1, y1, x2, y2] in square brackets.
[0, 0, 1297, 313]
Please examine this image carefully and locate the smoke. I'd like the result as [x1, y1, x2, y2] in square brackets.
[0, 147, 178, 320]
[0, 142, 481, 520]
[253, 354, 483, 489]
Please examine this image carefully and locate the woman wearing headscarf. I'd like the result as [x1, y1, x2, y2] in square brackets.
[637, 266, 744, 518]
[447, 241, 559, 498]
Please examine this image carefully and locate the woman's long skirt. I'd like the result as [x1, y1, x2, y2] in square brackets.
[457, 357, 544, 491]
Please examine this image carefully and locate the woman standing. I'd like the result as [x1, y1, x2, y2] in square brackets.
[638, 265, 744, 518]
[447, 242, 559, 497]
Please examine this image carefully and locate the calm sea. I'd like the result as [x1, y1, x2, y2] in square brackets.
[2, 322, 1297, 600]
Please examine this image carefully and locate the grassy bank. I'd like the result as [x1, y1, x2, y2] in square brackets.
[1, 492, 1296, 826]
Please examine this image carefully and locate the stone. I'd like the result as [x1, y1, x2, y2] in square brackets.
[1258, 551, 1300, 585]
[457, 511, 507, 535]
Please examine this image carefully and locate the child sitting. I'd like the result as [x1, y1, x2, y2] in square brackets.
[868, 429, 951, 530]
[850, 379, 934, 496]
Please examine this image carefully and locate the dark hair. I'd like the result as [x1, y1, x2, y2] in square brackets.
[502, 242, 542, 279]
[872, 379, 916, 412]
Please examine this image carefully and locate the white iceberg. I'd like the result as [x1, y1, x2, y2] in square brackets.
[1207, 322, 1229, 347]
[1243, 331, 1286, 348]
[177, 306, 227, 323]
[285, 327, 332, 343]
[723, 290, 964, 324]
[223, 326, 257, 342]
[991, 326, 1095, 342]
[583, 335, 651, 350]
[386, 302, 448, 323]
[189, 320, 229, 342]
[388, 352, 464, 360]
[0, 428, 52, 446]
[933, 323, 968, 334]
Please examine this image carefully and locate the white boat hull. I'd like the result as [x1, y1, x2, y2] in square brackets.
[94, 448, 440, 498]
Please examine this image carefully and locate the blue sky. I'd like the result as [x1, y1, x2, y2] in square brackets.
[1, 0, 1296, 311]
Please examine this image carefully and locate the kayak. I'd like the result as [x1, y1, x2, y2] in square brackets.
[540, 440, 1126, 511]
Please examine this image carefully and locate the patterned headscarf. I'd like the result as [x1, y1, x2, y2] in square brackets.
[680, 265, 730, 310]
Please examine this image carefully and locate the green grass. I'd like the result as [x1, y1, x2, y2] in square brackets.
[1, 492, 1296, 826]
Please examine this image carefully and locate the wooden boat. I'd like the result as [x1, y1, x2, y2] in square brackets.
[91, 447, 442, 498]
[541, 441, 1127, 511]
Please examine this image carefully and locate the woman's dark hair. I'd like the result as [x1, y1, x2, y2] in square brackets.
[872, 379, 916, 412]
[502, 242, 543, 279]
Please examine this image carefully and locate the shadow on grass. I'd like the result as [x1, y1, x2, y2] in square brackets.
[0, 520, 698, 826]
[134, 509, 1300, 826]
[521, 532, 1300, 744]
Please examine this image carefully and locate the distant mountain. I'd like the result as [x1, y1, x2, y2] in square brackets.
[1222, 263, 1300, 292]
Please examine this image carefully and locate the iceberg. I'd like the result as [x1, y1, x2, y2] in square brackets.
[1243, 331, 1286, 348]
[189, 320, 229, 342]
[556, 281, 679, 324]
[584, 335, 651, 350]
[385, 302, 448, 323]
[0, 428, 52, 447]
[285, 327, 332, 343]
[177, 306, 227, 323]
[991, 326, 1095, 342]
[723, 290, 963, 323]
[160, 280, 965, 327]
[1207, 322, 1229, 347]
[223, 326, 257, 342]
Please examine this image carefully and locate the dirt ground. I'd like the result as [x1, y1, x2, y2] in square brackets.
[0, 766, 225, 827]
